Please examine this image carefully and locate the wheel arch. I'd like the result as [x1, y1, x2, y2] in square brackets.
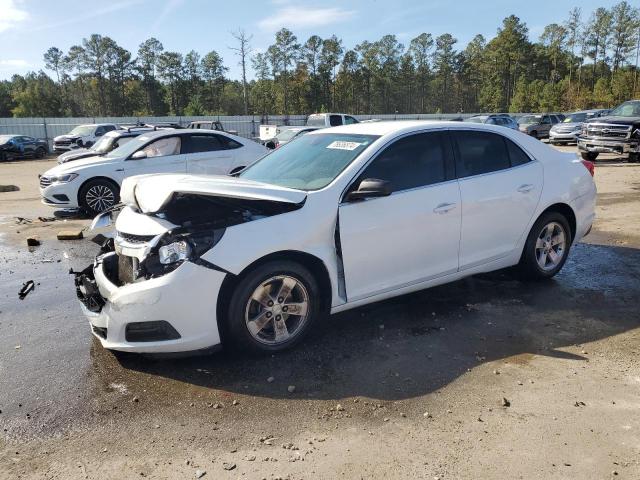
[76, 176, 121, 205]
[527, 203, 576, 248]
[216, 250, 333, 337]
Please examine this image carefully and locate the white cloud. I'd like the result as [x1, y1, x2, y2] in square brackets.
[0, 0, 29, 33]
[29, 0, 145, 32]
[258, 6, 356, 31]
[0, 59, 29, 70]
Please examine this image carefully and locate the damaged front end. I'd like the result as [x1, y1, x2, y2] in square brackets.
[73, 176, 305, 351]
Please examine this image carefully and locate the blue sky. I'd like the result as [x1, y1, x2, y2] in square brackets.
[0, 0, 625, 81]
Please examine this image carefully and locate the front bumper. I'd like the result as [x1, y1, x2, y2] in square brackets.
[39, 182, 78, 208]
[577, 137, 639, 155]
[75, 252, 226, 353]
[549, 131, 579, 142]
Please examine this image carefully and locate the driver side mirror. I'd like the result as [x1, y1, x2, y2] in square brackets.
[346, 178, 392, 202]
[131, 150, 147, 160]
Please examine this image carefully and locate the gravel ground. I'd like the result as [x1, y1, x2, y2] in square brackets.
[0, 146, 639, 479]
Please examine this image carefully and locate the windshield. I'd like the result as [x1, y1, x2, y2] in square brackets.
[0, 135, 15, 143]
[240, 133, 379, 190]
[104, 134, 154, 159]
[91, 135, 116, 153]
[518, 115, 541, 124]
[276, 129, 302, 142]
[69, 125, 95, 136]
[609, 101, 640, 117]
[465, 116, 487, 123]
[564, 113, 587, 123]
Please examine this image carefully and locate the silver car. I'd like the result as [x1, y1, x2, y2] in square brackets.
[549, 109, 609, 145]
[465, 114, 518, 130]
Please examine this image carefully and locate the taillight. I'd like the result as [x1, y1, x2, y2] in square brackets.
[581, 159, 595, 176]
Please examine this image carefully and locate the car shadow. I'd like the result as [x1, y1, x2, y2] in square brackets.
[103, 242, 640, 402]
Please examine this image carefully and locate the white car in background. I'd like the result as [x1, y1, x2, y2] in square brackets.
[53, 123, 119, 152]
[40, 129, 268, 215]
[74, 121, 596, 354]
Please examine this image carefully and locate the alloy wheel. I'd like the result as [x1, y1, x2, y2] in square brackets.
[535, 222, 566, 271]
[244, 275, 310, 345]
[85, 184, 115, 212]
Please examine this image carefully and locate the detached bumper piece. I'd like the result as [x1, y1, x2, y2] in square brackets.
[72, 265, 105, 313]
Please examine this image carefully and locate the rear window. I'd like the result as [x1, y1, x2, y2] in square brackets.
[306, 115, 326, 126]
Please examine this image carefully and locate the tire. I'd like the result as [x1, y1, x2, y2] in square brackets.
[581, 152, 599, 161]
[35, 147, 46, 159]
[78, 178, 120, 216]
[0, 151, 6, 162]
[628, 153, 640, 163]
[519, 211, 572, 280]
[225, 260, 321, 354]
[85, 141, 93, 148]
[529, 131, 538, 139]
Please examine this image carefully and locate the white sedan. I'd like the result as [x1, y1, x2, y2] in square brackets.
[74, 121, 596, 354]
[39, 129, 268, 215]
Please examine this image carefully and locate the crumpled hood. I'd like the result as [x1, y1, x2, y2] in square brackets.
[121, 174, 307, 213]
[54, 134, 80, 141]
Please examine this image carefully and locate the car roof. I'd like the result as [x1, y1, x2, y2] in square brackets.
[307, 120, 518, 138]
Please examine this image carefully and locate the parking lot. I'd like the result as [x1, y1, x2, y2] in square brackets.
[1, 144, 639, 479]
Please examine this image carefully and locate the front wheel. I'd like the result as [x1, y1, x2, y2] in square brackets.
[519, 212, 571, 280]
[78, 178, 119, 216]
[581, 152, 599, 161]
[35, 147, 46, 159]
[225, 261, 321, 354]
[628, 153, 640, 163]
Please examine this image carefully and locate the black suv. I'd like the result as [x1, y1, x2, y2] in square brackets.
[578, 100, 640, 162]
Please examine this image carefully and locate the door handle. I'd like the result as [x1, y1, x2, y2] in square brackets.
[517, 184, 534, 193]
[433, 202, 457, 214]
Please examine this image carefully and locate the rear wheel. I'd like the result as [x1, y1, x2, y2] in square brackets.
[628, 153, 640, 163]
[35, 147, 46, 159]
[78, 178, 119, 216]
[581, 152, 599, 161]
[225, 261, 321, 354]
[519, 212, 571, 280]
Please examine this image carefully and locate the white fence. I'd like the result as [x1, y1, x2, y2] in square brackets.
[0, 113, 532, 147]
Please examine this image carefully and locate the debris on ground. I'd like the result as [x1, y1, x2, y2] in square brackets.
[222, 462, 236, 471]
[574, 401, 586, 407]
[502, 397, 511, 407]
[26, 236, 40, 247]
[37, 216, 56, 223]
[195, 469, 206, 478]
[0, 185, 20, 192]
[15, 217, 31, 225]
[18, 280, 35, 300]
[57, 230, 84, 240]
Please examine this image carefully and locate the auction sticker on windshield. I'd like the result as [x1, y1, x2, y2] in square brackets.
[326, 141, 362, 151]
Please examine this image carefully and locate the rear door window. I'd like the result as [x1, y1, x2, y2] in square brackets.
[504, 137, 531, 167]
[184, 134, 224, 153]
[452, 130, 511, 178]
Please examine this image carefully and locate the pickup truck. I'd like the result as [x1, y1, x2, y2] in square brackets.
[188, 120, 238, 136]
[259, 113, 359, 141]
[53, 123, 119, 152]
[578, 100, 640, 162]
